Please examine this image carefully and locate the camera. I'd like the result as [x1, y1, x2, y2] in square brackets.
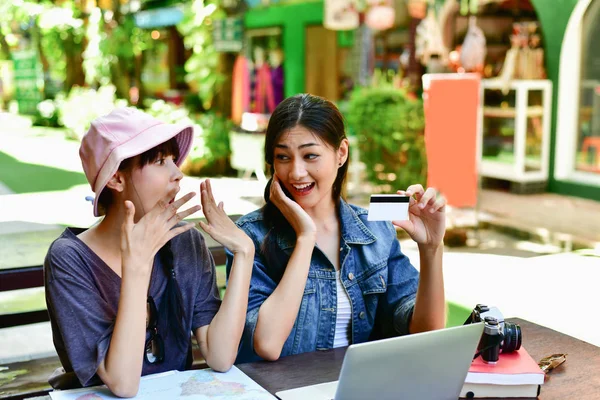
[465, 304, 522, 364]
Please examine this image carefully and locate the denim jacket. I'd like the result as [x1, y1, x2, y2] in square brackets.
[226, 199, 419, 363]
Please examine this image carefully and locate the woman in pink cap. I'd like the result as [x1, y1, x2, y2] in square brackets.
[44, 107, 254, 396]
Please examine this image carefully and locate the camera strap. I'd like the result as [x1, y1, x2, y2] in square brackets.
[472, 333, 504, 361]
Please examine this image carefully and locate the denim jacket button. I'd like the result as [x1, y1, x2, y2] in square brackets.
[359, 311, 366, 319]
[348, 272, 355, 281]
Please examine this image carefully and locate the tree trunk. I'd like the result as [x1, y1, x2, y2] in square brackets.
[407, 17, 424, 91]
[0, 33, 10, 60]
[110, 59, 130, 101]
[31, 24, 50, 82]
[213, 52, 235, 116]
[64, 31, 86, 92]
[134, 50, 147, 106]
[105, 0, 129, 101]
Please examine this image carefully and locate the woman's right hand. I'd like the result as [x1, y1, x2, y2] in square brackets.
[269, 175, 317, 241]
[197, 179, 254, 255]
[120, 189, 201, 276]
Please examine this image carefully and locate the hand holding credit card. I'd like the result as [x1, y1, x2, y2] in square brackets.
[367, 194, 410, 221]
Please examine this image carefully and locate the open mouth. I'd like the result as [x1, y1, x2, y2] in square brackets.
[168, 189, 179, 205]
[290, 182, 315, 196]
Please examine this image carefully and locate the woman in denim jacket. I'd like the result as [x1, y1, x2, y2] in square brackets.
[226, 94, 447, 363]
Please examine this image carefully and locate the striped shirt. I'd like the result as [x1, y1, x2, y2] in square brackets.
[333, 270, 352, 347]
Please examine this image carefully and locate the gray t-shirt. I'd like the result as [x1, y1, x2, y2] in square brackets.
[44, 227, 221, 387]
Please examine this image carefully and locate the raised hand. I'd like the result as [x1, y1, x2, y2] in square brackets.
[392, 184, 446, 247]
[120, 189, 201, 275]
[270, 175, 317, 241]
[197, 179, 253, 255]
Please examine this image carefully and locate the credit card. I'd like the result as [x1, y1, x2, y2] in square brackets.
[367, 194, 410, 221]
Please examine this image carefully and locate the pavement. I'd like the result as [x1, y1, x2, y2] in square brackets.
[475, 190, 600, 250]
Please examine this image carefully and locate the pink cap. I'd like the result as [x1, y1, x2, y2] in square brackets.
[79, 107, 194, 217]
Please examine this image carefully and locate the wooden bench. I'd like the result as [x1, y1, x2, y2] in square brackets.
[0, 220, 237, 400]
[0, 241, 229, 329]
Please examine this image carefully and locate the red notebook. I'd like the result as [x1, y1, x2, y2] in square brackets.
[460, 347, 544, 398]
[466, 347, 545, 385]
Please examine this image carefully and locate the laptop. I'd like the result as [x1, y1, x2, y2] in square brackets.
[276, 323, 484, 400]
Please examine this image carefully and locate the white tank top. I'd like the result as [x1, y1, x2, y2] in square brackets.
[333, 270, 352, 347]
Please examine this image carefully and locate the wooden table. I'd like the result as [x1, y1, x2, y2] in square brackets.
[237, 318, 600, 399]
[13, 318, 600, 400]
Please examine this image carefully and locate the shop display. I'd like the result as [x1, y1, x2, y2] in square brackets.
[365, 1, 396, 31]
[497, 22, 546, 92]
[415, 3, 448, 68]
[229, 28, 284, 179]
[441, 0, 541, 80]
[576, 80, 600, 173]
[229, 112, 268, 181]
[251, 46, 276, 114]
[230, 28, 284, 121]
[269, 49, 284, 106]
[459, 16, 486, 73]
[324, 0, 359, 30]
[347, 24, 376, 87]
[574, 4, 600, 175]
[480, 79, 552, 184]
[231, 54, 250, 125]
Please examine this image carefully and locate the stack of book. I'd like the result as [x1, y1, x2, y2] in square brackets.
[460, 347, 545, 398]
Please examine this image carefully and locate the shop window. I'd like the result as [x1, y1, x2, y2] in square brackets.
[244, 28, 284, 115]
[576, 0, 600, 174]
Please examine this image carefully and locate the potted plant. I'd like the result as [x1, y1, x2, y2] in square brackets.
[183, 112, 234, 177]
[345, 78, 426, 192]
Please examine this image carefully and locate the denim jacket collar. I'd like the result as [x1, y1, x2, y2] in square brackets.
[275, 199, 376, 251]
[338, 199, 377, 245]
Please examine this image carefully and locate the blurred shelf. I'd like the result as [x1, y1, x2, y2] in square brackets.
[479, 79, 552, 183]
[483, 105, 544, 118]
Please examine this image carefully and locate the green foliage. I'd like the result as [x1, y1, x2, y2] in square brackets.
[40, 29, 68, 83]
[37, 1, 85, 84]
[177, 0, 225, 111]
[144, 100, 232, 174]
[194, 113, 232, 165]
[100, 15, 152, 67]
[145, 98, 197, 126]
[82, 8, 110, 87]
[55, 85, 127, 140]
[34, 99, 60, 127]
[144, 99, 204, 161]
[346, 77, 426, 192]
[0, 1, 42, 47]
[0, 0, 87, 88]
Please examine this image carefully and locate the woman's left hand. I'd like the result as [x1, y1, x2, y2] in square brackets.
[392, 184, 446, 247]
[198, 179, 254, 255]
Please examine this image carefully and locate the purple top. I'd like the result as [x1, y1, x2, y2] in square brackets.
[271, 66, 284, 107]
[44, 227, 221, 387]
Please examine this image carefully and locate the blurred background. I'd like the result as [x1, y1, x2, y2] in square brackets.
[0, 0, 599, 396]
[0, 0, 598, 198]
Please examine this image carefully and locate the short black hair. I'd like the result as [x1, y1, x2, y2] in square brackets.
[96, 137, 180, 215]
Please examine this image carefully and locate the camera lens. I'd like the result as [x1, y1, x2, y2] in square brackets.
[501, 322, 522, 353]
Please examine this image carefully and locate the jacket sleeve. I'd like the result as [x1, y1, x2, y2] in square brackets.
[377, 224, 419, 337]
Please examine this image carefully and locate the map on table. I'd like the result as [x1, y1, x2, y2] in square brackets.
[49, 366, 276, 400]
